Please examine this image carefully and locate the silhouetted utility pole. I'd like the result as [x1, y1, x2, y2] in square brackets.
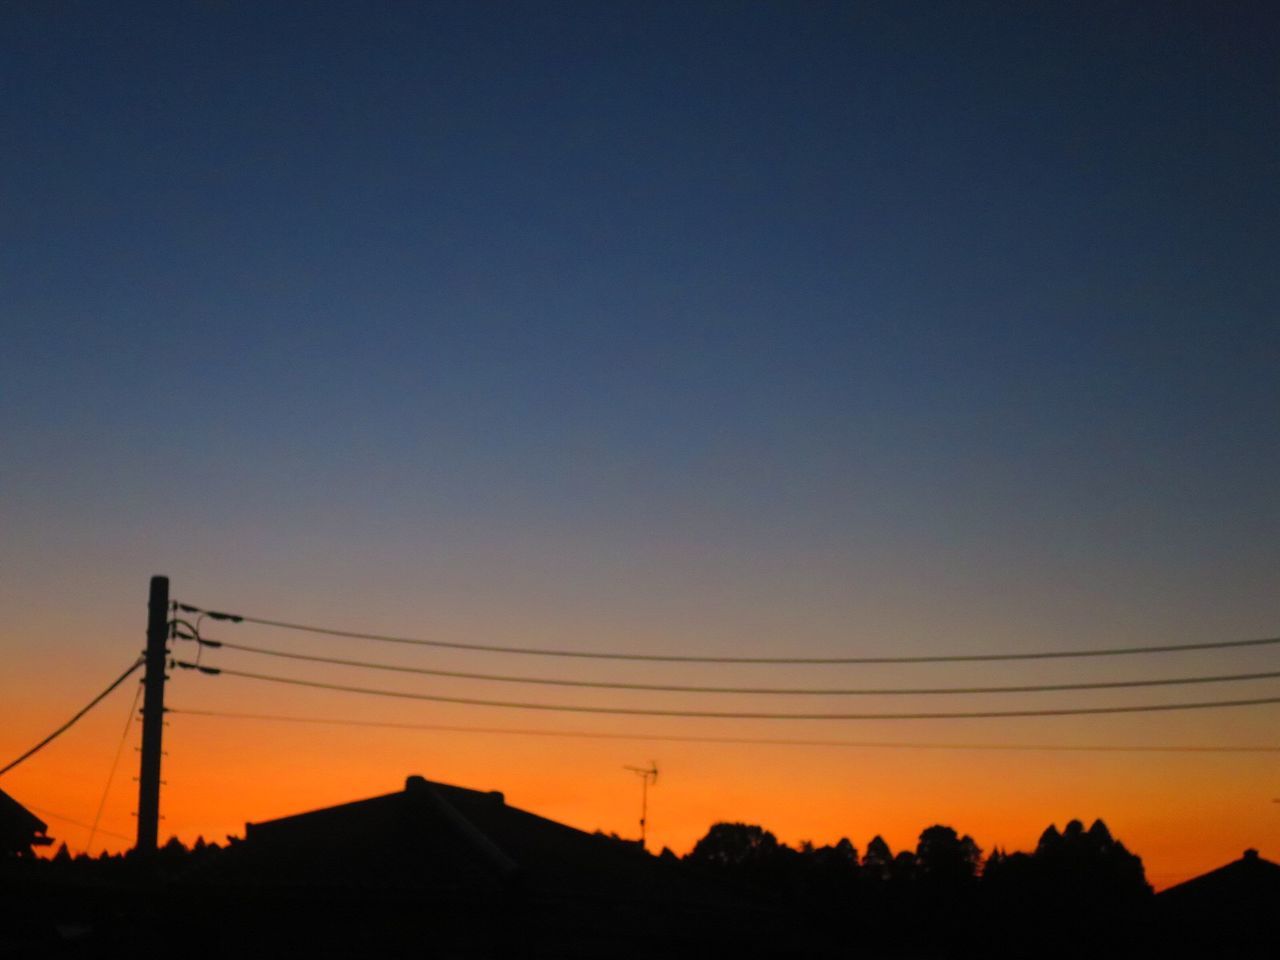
[135, 575, 169, 854]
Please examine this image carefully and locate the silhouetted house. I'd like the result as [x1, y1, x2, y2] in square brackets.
[0, 787, 52, 857]
[1154, 849, 1280, 958]
[223, 775, 690, 897]
[1159, 847, 1280, 903]
[184, 775, 792, 957]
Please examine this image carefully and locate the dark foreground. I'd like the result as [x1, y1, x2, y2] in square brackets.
[4, 779, 1276, 958]
[3, 849, 1277, 959]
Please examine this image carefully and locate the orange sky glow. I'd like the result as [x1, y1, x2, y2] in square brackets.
[6, 636, 1276, 891]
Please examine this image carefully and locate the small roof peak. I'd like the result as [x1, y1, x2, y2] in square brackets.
[405, 775, 502, 803]
[1243, 848, 1259, 860]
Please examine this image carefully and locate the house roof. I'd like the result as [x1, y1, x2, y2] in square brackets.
[0, 786, 52, 850]
[1157, 848, 1280, 908]
[205, 774, 726, 906]
[172, 776, 802, 957]
[1152, 849, 1280, 955]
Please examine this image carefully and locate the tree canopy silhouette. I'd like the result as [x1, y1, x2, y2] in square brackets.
[687, 822, 782, 869]
[862, 834, 893, 880]
[915, 824, 982, 885]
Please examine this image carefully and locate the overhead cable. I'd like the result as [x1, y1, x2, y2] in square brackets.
[26, 805, 134, 845]
[87, 681, 143, 855]
[172, 661, 1280, 720]
[201, 638, 1280, 696]
[174, 603, 1280, 664]
[0, 659, 144, 778]
[170, 707, 1280, 753]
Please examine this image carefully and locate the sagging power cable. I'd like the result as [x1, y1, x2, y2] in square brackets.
[0, 659, 144, 777]
[193, 637, 1280, 696]
[172, 660, 1280, 720]
[169, 707, 1280, 753]
[86, 679, 143, 855]
[27, 805, 134, 845]
[173, 602, 1280, 664]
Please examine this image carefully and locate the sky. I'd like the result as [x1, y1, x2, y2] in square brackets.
[1, 1, 1277, 888]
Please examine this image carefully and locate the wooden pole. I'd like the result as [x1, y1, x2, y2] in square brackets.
[135, 575, 169, 854]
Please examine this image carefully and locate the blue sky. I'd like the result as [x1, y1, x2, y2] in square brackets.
[2, 0, 1277, 660]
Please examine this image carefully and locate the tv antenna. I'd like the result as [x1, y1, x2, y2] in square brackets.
[624, 761, 659, 848]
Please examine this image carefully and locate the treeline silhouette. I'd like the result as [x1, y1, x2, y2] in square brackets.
[3, 818, 1267, 958]
[29, 834, 226, 879]
[670, 817, 1150, 957]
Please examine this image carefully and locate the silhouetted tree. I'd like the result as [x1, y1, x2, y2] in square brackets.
[984, 818, 1151, 958]
[814, 837, 858, 869]
[983, 846, 1006, 876]
[685, 823, 807, 901]
[915, 824, 982, 885]
[792, 837, 860, 908]
[687, 822, 781, 869]
[1041, 818, 1149, 902]
[890, 849, 917, 883]
[862, 834, 893, 881]
[1036, 823, 1062, 855]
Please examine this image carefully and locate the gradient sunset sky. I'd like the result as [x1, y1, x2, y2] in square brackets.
[2, 2, 1277, 888]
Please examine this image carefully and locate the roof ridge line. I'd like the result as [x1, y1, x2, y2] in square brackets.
[406, 775, 521, 881]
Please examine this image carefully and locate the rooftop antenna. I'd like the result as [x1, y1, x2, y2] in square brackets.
[624, 761, 659, 849]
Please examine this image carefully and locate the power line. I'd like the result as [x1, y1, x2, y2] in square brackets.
[175, 603, 1280, 664]
[87, 680, 143, 855]
[170, 708, 1280, 754]
[0, 659, 145, 778]
[200, 638, 1280, 696]
[26, 805, 134, 845]
[173, 661, 1280, 720]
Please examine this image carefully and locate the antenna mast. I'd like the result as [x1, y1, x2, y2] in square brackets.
[624, 761, 659, 849]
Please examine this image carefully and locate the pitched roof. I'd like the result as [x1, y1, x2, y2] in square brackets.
[0, 786, 52, 852]
[1153, 849, 1280, 956]
[1157, 848, 1280, 908]
[209, 774, 726, 906]
[173, 776, 800, 957]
